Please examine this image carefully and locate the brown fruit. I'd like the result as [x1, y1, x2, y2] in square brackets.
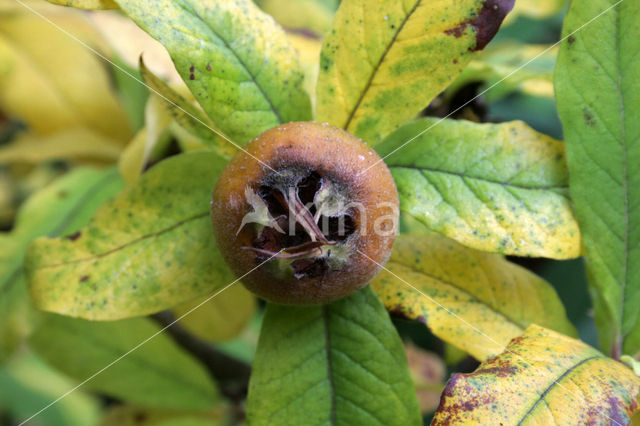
[211, 122, 398, 305]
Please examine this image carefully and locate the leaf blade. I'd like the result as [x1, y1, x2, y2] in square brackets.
[316, 0, 515, 145]
[25, 152, 233, 320]
[30, 315, 219, 410]
[555, 0, 640, 355]
[377, 118, 581, 258]
[432, 325, 640, 424]
[247, 286, 421, 425]
[115, 0, 311, 144]
[372, 234, 576, 361]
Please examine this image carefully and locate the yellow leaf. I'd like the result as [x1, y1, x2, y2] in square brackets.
[316, 0, 515, 145]
[46, 0, 118, 9]
[88, 11, 181, 84]
[173, 285, 256, 343]
[255, 0, 339, 36]
[0, 8, 131, 141]
[371, 234, 576, 361]
[0, 128, 123, 165]
[433, 325, 640, 425]
[287, 31, 322, 113]
[118, 94, 172, 185]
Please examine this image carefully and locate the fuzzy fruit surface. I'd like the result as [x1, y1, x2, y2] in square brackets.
[211, 122, 398, 305]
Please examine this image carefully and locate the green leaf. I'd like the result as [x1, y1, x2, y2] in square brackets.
[371, 234, 576, 361]
[316, 0, 515, 145]
[247, 286, 421, 425]
[446, 42, 557, 102]
[0, 168, 123, 361]
[115, 0, 312, 144]
[25, 151, 234, 320]
[139, 58, 237, 160]
[0, 350, 101, 426]
[555, 0, 640, 355]
[376, 118, 580, 258]
[30, 314, 219, 410]
[433, 325, 640, 424]
[101, 405, 228, 426]
[45, 0, 118, 9]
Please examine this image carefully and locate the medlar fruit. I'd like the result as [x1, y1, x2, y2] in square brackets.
[211, 122, 398, 305]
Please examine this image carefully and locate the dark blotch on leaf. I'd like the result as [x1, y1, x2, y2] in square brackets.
[445, 0, 515, 51]
[66, 231, 81, 241]
[80, 275, 89, 282]
[584, 108, 596, 127]
[568, 35, 576, 44]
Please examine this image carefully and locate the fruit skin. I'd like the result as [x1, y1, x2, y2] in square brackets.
[211, 122, 398, 305]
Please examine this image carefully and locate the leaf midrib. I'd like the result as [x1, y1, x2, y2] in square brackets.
[390, 164, 568, 192]
[34, 212, 209, 270]
[343, 0, 423, 131]
[515, 355, 600, 425]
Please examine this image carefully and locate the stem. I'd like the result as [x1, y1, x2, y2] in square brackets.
[151, 311, 251, 402]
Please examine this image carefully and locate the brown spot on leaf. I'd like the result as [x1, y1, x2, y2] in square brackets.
[584, 108, 596, 127]
[445, 0, 515, 51]
[66, 231, 81, 241]
[568, 35, 576, 44]
[206, 62, 212, 71]
[80, 275, 89, 282]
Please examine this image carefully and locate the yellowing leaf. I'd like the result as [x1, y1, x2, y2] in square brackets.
[0, 10, 131, 141]
[116, 0, 311, 144]
[0, 128, 123, 165]
[46, 0, 118, 9]
[25, 152, 234, 320]
[316, 0, 515, 145]
[139, 59, 237, 160]
[255, 0, 339, 35]
[287, 32, 322, 112]
[173, 285, 257, 343]
[371, 234, 576, 361]
[376, 118, 581, 259]
[433, 325, 640, 425]
[405, 343, 446, 414]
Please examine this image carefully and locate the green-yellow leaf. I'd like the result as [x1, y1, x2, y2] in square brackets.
[25, 152, 234, 320]
[173, 285, 257, 343]
[0, 167, 123, 361]
[371, 234, 576, 361]
[247, 286, 421, 425]
[30, 315, 219, 410]
[316, 0, 515, 145]
[45, 0, 118, 9]
[139, 58, 237, 160]
[376, 118, 581, 258]
[0, 9, 130, 141]
[115, 0, 311, 144]
[433, 325, 640, 424]
[555, 0, 640, 356]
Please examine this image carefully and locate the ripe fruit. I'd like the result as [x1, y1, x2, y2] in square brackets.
[211, 122, 398, 305]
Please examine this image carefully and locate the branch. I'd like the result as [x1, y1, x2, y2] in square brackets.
[151, 311, 251, 402]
